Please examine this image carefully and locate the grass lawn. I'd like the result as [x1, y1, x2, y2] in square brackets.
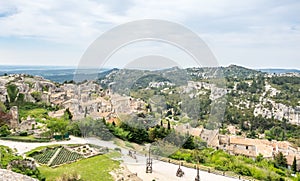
[19, 107, 50, 120]
[39, 154, 120, 181]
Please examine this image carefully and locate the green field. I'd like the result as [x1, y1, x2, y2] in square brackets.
[39, 154, 120, 181]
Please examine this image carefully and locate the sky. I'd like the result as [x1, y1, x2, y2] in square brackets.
[0, 0, 300, 69]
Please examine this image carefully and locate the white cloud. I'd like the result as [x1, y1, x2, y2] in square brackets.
[0, 0, 299, 68]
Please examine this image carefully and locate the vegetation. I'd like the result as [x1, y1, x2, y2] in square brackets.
[0, 124, 11, 137]
[17, 102, 58, 120]
[31, 91, 42, 102]
[39, 154, 119, 181]
[47, 118, 69, 139]
[1, 135, 50, 142]
[169, 148, 292, 180]
[6, 84, 19, 103]
[78, 117, 113, 140]
[270, 76, 300, 107]
[0, 145, 21, 168]
[31, 147, 59, 164]
[49, 148, 83, 167]
[1, 66, 300, 180]
[0, 145, 44, 180]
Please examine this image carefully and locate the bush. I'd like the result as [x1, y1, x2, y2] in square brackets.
[233, 164, 252, 176]
[0, 125, 11, 137]
[19, 131, 28, 136]
[114, 147, 122, 152]
[31, 92, 42, 102]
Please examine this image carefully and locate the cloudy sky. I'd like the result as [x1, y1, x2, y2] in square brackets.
[0, 0, 299, 69]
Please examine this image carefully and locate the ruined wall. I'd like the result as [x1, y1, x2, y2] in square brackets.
[8, 106, 19, 129]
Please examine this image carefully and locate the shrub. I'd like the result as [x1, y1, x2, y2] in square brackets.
[233, 164, 252, 176]
[114, 147, 122, 152]
[31, 92, 42, 102]
[19, 131, 28, 136]
[0, 125, 11, 137]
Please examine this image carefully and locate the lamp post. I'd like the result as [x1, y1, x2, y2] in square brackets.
[146, 146, 152, 173]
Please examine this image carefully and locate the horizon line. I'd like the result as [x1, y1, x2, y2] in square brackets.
[0, 64, 299, 71]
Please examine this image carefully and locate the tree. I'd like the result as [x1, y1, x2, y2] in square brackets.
[67, 122, 82, 137]
[47, 118, 69, 139]
[92, 118, 113, 140]
[167, 120, 171, 130]
[274, 152, 287, 168]
[183, 136, 196, 150]
[77, 117, 113, 140]
[6, 84, 19, 103]
[84, 107, 88, 118]
[292, 156, 297, 173]
[64, 108, 73, 120]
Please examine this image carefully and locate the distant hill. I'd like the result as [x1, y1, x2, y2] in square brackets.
[221, 64, 264, 78]
[0, 65, 108, 83]
[4, 64, 298, 83]
[258, 68, 300, 74]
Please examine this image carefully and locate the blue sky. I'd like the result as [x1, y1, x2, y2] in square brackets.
[0, 0, 299, 69]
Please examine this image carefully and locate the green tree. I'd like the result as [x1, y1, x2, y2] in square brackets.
[292, 156, 297, 173]
[274, 152, 287, 169]
[64, 108, 73, 120]
[92, 118, 113, 140]
[256, 153, 264, 162]
[47, 118, 69, 139]
[67, 122, 82, 137]
[167, 120, 171, 130]
[7, 84, 19, 103]
[182, 136, 196, 150]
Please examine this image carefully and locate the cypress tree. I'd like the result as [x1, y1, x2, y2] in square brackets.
[292, 156, 297, 173]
